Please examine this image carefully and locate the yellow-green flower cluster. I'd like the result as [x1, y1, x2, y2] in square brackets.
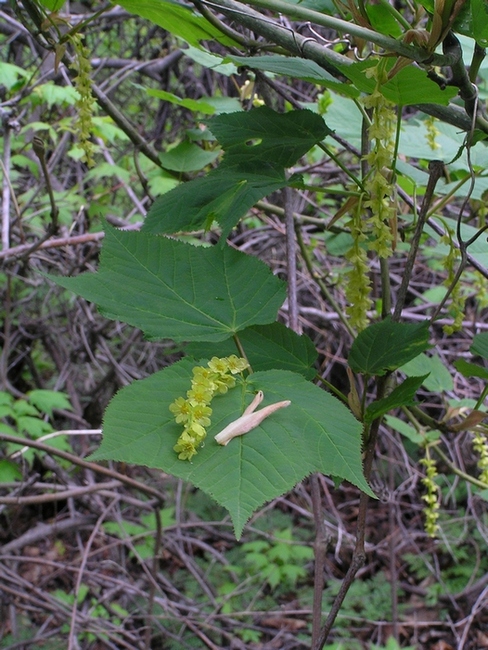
[425, 115, 441, 151]
[345, 204, 373, 331]
[362, 64, 397, 259]
[420, 453, 440, 538]
[472, 273, 488, 310]
[69, 33, 96, 167]
[440, 231, 465, 335]
[170, 356, 249, 461]
[472, 430, 488, 486]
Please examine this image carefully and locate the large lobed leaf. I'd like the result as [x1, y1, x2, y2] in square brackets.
[142, 107, 330, 239]
[49, 226, 286, 343]
[91, 360, 373, 538]
[186, 322, 318, 380]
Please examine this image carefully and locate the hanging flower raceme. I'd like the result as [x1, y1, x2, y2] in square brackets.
[425, 115, 441, 151]
[344, 202, 373, 331]
[69, 32, 96, 167]
[362, 63, 397, 259]
[170, 356, 249, 461]
[343, 61, 398, 331]
[420, 451, 440, 537]
[472, 429, 488, 486]
[440, 230, 465, 335]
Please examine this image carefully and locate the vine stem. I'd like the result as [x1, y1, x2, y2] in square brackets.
[387, 432, 399, 641]
[198, 0, 488, 135]
[198, 0, 350, 75]
[146, 505, 163, 650]
[205, 0, 459, 66]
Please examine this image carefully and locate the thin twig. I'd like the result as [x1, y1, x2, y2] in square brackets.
[387, 435, 399, 641]
[0, 480, 122, 505]
[32, 136, 59, 234]
[0, 433, 166, 502]
[1, 115, 12, 250]
[95, 137, 147, 215]
[145, 506, 163, 650]
[284, 186, 300, 333]
[295, 227, 355, 337]
[0, 515, 97, 553]
[0, 223, 143, 262]
[310, 474, 328, 647]
[393, 160, 445, 320]
[430, 90, 485, 324]
[68, 499, 118, 650]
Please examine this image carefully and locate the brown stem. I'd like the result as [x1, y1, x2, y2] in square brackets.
[393, 160, 445, 320]
[388, 434, 399, 641]
[0, 480, 122, 505]
[314, 376, 386, 649]
[32, 136, 59, 234]
[284, 186, 299, 333]
[310, 474, 329, 647]
[144, 506, 163, 650]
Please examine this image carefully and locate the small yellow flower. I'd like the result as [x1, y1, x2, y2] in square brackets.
[213, 374, 236, 394]
[191, 373, 217, 393]
[173, 432, 198, 461]
[69, 33, 96, 167]
[187, 385, 213, 405]
[185, 421, 207, 441]
[191, 403, 212, 427]
[208, 356, 230, 374]
[425, 115, 441, 151]
[192, 366, 215, 382]
[226, 355, 249, 374]
[472, 430, 488, 485]
[169, 397, 192, 424]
